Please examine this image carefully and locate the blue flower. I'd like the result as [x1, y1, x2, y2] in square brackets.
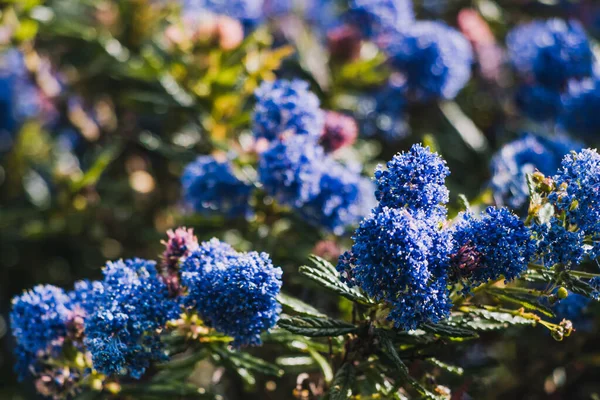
[182, 239, 282, 346]
[183, 0, 264, 23]
[507, 19, 593, 88]
[337, 207, 452, 330]
[560, 77, 600, 137]
[0, 49, 42, 152]
[84, 259, 176, 379]
[383, 21, 473, 100]
[357, 80, 409, 141]
[515, 84, 564, 122]
[346, 0, 415, 38]
[299, 159, 376, 235]
[532, 219, 585, 267]
[181, 155, 254, 218]
[252, 79, 324, 142]
[374, 144, 449, 220]
[552, 291, 591, 330]
[10, 285, 73, 379]
[450, 207, 536, 289]
[258, 136, 325, 208]
[490, 133, 583, 209]
[549, 149, 600, 258]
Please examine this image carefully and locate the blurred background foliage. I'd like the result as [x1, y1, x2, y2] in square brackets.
[3, 0, 600, 399]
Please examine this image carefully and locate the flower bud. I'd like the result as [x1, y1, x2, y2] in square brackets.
[557, 287, 568, 299]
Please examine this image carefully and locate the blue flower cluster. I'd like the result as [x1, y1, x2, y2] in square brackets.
[11, 231, 282, 385]
[506, 19, 594, 122]
[346, 0, 415, 38]
[0, 49, 42, 152]
[507, 19, 593, 89]
[490, 133, 583, 209]
[560, 78, 600, 137]
[383, 21, 473, 101]
[450, 207, 536, 290]
[532, 220, 585, 267]
[338, 144, 453, 330]
[252, 79, 324, 142]
[84, 258, 176, 378]
[183, 0, 264, 23]
[356, 80, 409, 141]
[258, 135, 375, 234]
[339, 144, 538, 328]
[181, 155, 253, 218]
[181, 238, 282, 346]
[546, 149, 600, 260]
[374, 143, 449, 220]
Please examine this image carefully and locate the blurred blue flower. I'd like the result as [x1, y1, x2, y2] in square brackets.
[383, 21, 473, 100]
[357, 80, 409, 141]
[515, 84, 564, 122]
[374, 143, 449, 220]
[347, 0, 414, 38]
[507, 19, 593, 89]
[84, 259, 176, 379]
[299, 159, 376, 235]
[253, 79, 324, 142]
[560, 77, 600, 137]
[490, 133, 583, 209]
[182, 239, 282, 346]
[450, 207, 536, 290]
[181, 155, 254, 218]
[258, 136, 325, 208]
[184, 0, 264, 23]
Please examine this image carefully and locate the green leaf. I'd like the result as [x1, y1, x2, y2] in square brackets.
[215, 348, 283, 377]
[298, 265, 373, 305]
[486, 287, 555, 318]
[308, 348, 334, 383]
[277, 292, 326, 318]
[421, 322, 478, 340]
[70, 141, 123, 192]
[329, 363, 355, 400]
[426, 358, 464, 376]
[438, 101, 489, 153]
[560, 273, 598, 298]
[278, 316, 358, 337]
[375, 329, 438, 399]
[457, 194, 470, 211]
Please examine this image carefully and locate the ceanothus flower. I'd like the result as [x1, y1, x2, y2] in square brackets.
[84, 259, 176, 379]
[299, 159, 376, 235]
[490, 133, 583, 209]
[515, 84, 564, 122]
[258, 136, 325, 208]
[374, 144, 449, 220]
[450, 207, 536, 290]
[181, 155, 253, 218]
[532, 219, 585, 267]
[11, 285, 73, 379]
[560, 77, 600, 137]
[183, 0, 264, 23]
[346, 0, 415, 38]
[383, 21, 473, 100]
[337, 207, 452, 330]
[357, 80, 409, 141]
[252, 79, 324, 142]
[506, 19, 593, 88]
[181, 239, 282, 346]
[549, 149, 600, 258]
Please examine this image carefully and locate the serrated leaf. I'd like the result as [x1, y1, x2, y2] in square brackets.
[526, 173, 537, 198]
[298, 265, 373, 305]
[277, 292, 326, 318]
[426, 358, 464, 376]
[308, 254, 340, 277]
[278, 316, 358, 337]
[467, 309, 536, 328]
[560, 273, 598, 297]
[329, 363, 355, 400]
[421, 322, 478, 340]
[375, 329, 439, 399]
[486, 288, 555, 318]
